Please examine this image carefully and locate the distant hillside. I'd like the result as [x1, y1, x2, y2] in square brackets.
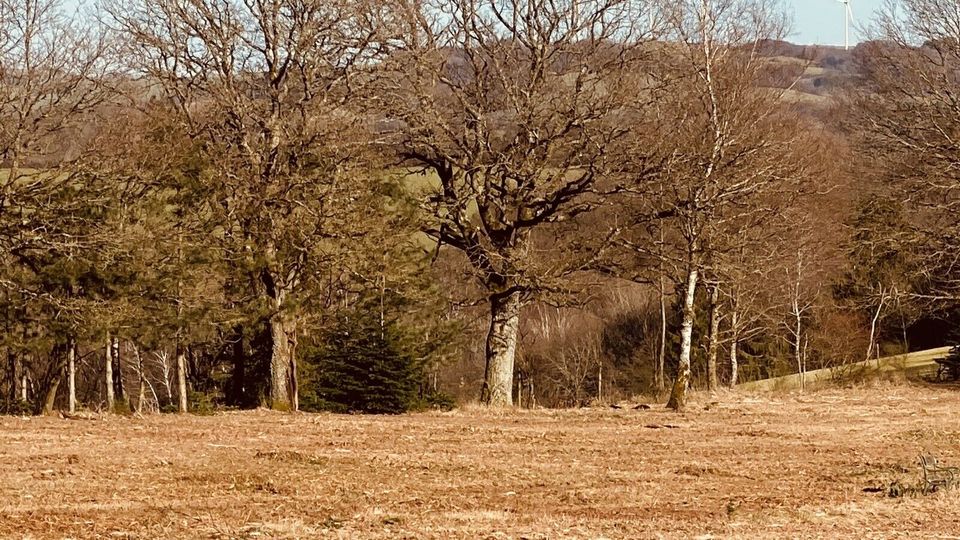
[753, 39, 864, 109]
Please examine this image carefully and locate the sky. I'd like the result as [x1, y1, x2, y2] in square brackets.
[786, 0, 886, 46]
[63, 0, 884, 48]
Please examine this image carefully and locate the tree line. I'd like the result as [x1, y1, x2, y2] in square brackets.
[0, 0, 957, 415]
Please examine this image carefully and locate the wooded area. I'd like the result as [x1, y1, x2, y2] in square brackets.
[1, 0, 958, 416]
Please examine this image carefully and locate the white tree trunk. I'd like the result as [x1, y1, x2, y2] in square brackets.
[68, 339, 76, 414]
[597, 361, 603, 403]
[481, 290, 522, 407]
[176, 348, 188, 413]
[866, 285, 887, 366]
[728, 308, 739, 387]
[667, 262, 699, 411]
[105, 332, 115, 411]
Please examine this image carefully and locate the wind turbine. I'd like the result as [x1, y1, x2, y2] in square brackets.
[836, 0, 853, 50]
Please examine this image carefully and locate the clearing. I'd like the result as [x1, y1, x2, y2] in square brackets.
[2, 383, 960, 539]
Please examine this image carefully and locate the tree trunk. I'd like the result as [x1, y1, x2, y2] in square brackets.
[105, 332, 115, 411]
[9, 351, 19, 402]
[42, 375, 61, 415]
[135, 344, 146, 414]
[794, 309, 804, 393]
[597, 361, 603, 403]
[112, 337, 125, 403]
[706, 283, 721, 392]
[269, 312, 297, 411]
[176, 347, 188, 413]
[728, 308, 739, 387]
[290, 329, 299, 412]
[866, 286, 887, 365]
[667, 262, 699, 411]
[68, 338, 76, 414]
[480, 289, 522, 407]
[657, 268, 667, 393]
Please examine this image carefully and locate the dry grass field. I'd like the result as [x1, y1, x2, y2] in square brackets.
[3, 382, 960, 539]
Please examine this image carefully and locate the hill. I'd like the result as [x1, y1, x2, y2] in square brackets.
[753, 39, 862, 108]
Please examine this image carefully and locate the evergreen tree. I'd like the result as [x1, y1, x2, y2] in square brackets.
[307, 308, 422, 415]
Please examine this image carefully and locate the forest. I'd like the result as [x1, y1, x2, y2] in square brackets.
[1, 0, 959, 418]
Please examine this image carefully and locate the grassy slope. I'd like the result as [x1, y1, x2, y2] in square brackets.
[738, 346, 953, 392]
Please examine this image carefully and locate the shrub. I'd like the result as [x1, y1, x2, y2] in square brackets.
[0, 400, 33, 416]
[415, 389, 456, 412]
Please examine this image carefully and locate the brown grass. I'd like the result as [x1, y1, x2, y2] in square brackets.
[3, 383, 960, 538]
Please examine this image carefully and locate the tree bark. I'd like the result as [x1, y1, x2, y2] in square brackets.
[176, 348, 188, 413]
[866, 285, 887, 365]
[657, 267, 667, 393]
[794, 306, 804, 393]
[480, 289, 522, 407]
[68, 338, 76, 414]
[9, 351, 19, 402]
[135, 344, 146, 414]
[706, 283, 721, 392]
[42, 374, 61, 415]
[597, 361, 603, 403]
[105, 332, 115, 411]
[667, 262, 699, 411]
[269, 312, 297, 411]
[728, 308, 739, 387]
[112, 337, 125, 403]
[656, 218, 667, 393]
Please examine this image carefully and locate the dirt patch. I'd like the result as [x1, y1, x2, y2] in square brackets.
[2, 384, 960, 538]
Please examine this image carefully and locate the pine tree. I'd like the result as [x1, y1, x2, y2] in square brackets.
[307, 309, 422, 415]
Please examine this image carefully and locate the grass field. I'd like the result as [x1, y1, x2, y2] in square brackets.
[3, 382, 960, 539]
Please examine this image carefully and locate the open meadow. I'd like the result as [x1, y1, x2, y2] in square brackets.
[3, 383, 960, 539]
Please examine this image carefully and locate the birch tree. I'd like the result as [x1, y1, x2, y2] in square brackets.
[649, 0, 814, 410]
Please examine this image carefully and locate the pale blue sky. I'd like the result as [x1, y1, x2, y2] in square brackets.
[786, 0, 885, 46]
[65, 0, 884, 48]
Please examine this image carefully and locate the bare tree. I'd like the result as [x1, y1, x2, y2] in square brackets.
[852, 0, 960, 308]
[717, 246, 779, 386]
[109, 0, 387, 410]
[383, 0, 656, 406]
[637, 0, 812, 410]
